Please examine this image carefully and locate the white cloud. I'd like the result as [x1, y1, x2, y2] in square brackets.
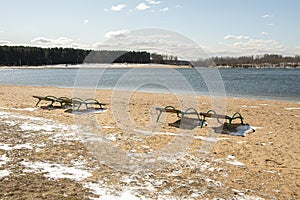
[96, 28, 209, 60]
[31, 37, 73, 45]
[83, 19, 89, 24]
[104, 30, 130, 39]
[206, 35, 300, 57]
[224, 38, 290, 55]
[0, 40, 11, 44]
[136, 3, 150, 10]
[224, 35, 250, 40]
[261, 14, 273, 18]
[0, 30, 4, 33]
[212, 33, 300, 56]
[31, 37, 51, 43]
[29, 36, 90, 49]
[146, 0, 160, 5]
[160, 7, 169, 12]
[267, 23, 274, 26]
[176, 5, 182, 8]
[111, 4, 126, 11]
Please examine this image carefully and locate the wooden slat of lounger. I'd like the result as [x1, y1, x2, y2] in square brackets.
[200, 113, 231, 119]
[85, 102, 107, 106]
[71, 99, 107, 110]
[32, 95, 55, 101]
[33, 95, 57, 106]
[155, 107, 183, 122]
[155, 107, 181, 114]
[84, 99, 107, 107]
[55, 97, 71, 106]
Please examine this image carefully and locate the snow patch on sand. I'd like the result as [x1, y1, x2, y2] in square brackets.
[285, 107, 300, 110]
[0, 143, 33, 151]
[0, 170, 11, 178]
[11, 107, 38, 112]
[0, 154, 10, 166]
[21, 161, 92, 181]
[226, 155, 245, 166]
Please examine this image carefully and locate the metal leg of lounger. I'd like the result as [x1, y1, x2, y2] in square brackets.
[35, 99, 41, 107]
[200, 116, 206, 128]
[227, 112, 244, 131]
[181, 108, 201, 127]
[156, 110, 163, 122]
[200, 110, 216, 128]
[156, 106, 177, 122]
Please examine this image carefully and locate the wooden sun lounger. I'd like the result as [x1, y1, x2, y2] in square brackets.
[64, 98, 107, 113]
[33, 95, 59, 107]
[156, 106, 182, 122]
[156, 106, 244, 131]
[33, 95, 80, 108]
[57, 97, 83, 108]
[80, 99, 107, 109]
[199, 110, 244, 130]
[33, 95, 107, 114]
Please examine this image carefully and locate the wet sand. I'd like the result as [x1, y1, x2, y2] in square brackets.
[0, 84, 299, 199]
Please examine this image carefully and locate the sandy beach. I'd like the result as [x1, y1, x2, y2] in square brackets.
[0, 84, 299, 199]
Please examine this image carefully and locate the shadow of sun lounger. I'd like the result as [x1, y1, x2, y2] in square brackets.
[168, 117, 208, 130]
[212, 123, 255, 137]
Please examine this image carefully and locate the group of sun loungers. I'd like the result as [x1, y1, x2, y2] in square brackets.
[32, 95, 107, 114]
[32, 95, 254, 136]
[155, 105, 254, 135]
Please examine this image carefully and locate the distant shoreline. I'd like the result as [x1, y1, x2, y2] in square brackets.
[0, 63, 193, 69]
[1, 64, 300, 69]
[215, 65, 300, 69]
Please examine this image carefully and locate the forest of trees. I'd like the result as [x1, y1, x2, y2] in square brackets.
[0, 45, 299, 68]
[193, 54, 300, 68]
[0, 46, 190, 66]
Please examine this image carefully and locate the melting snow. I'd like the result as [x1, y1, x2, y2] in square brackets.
[0, 170, 11, 178]
[285, 107, 300, 110]
[134, 129, 232, 142]
[134, 129, 179, 136]
[0, 154, 10, 166]
[0, 143, 33, 151]
[0, 109, 264, 199]
[83, 182, 143, 200]
[97, 191, 140, 200]
[226, 155, 245, 166]
[242, 105, 259, 108]
[194, 136, 231, 142]
[11, 107, 38, 111]
[0, 144, 13, 151]
[21, 161, 92, 181]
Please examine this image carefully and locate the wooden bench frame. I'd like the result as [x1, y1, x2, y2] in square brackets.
[156, 106, 244, 131]
[75, 98, 107, 111]
[156, 106, 182, 122]
[33, 95, 106, 111]
[199, 110, 244, 130]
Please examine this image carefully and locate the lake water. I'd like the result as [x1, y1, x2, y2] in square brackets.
[0, 67, 299, 102]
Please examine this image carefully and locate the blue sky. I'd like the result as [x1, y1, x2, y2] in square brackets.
[0, 0, 299, 57]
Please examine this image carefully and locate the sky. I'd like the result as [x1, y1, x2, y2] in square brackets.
[0, 0, 300, 58]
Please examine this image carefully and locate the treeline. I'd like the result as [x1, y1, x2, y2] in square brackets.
[1, 46, 299, 68]
[0, 46, 150, 66]
[0, 46, 89, 66]
[194, 54, 300, 68]
[0, 46, 190, 66]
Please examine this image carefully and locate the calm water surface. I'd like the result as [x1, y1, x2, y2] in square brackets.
[0, 67, 299, 102]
